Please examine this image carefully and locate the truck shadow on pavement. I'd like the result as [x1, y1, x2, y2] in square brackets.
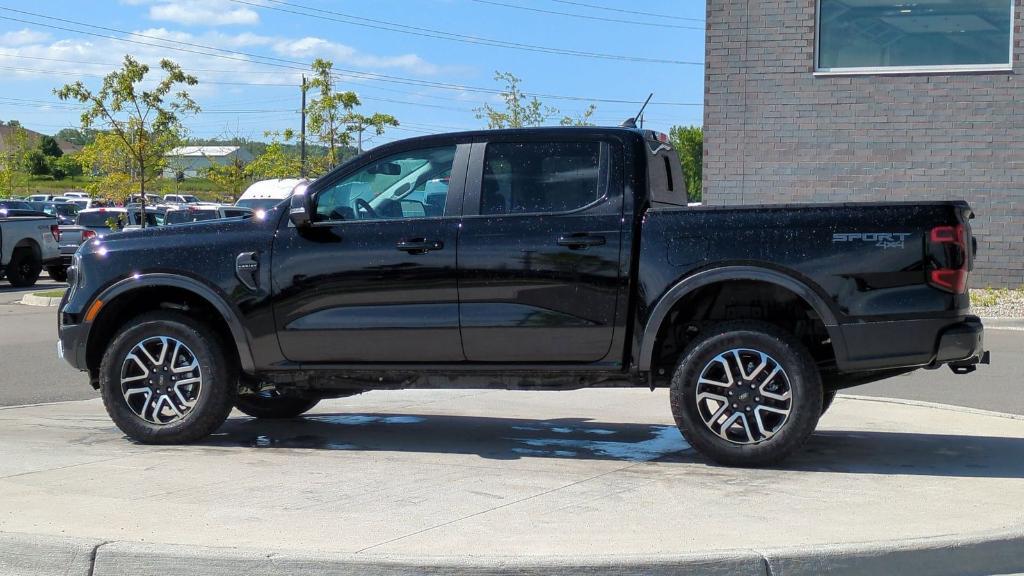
[196, 413, 1024, 478]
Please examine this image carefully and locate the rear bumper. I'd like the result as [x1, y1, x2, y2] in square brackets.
[836, 316, 987, 373]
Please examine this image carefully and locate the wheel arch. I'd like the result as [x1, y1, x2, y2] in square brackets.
[13, 237, 41, 259]
[637, 266, 845, 373]
[85, 274, 256, 377]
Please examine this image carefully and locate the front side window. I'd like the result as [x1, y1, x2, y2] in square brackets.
[315, 146, 456, 222]
[481, 141, 605, 215]
[817, 0, 1013, 72]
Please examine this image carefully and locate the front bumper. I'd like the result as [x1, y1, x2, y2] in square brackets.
[57, 287, 89, 372]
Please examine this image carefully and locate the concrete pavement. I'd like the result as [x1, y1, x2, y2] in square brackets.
[1, 390, 1023, 575]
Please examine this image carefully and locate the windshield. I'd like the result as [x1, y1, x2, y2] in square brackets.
[166, 210, 218, 224]
[78, 211, 121, 228]
[236, 198, 285, 211]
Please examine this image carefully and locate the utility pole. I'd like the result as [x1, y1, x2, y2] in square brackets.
[300, 75, 307, 178]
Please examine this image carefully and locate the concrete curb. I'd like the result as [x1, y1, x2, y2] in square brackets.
[18, 293, 62, 307]
[841, 394, 1024, 421]
[0, 532, 103, 576]
[3, 528, 1023, 576]
[980, 316, 1024, 329]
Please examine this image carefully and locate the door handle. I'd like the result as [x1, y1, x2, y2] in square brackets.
[396, 238, 444, 254]
[557, 233, 606, 250]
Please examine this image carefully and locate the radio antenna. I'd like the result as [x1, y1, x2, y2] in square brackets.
[620, 93, 654, 129]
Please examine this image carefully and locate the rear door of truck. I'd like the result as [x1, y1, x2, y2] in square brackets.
[456, 132, 627, 363]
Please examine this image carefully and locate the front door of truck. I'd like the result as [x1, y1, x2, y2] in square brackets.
[271, 143, 469, 363]
[457, 137, 625, 363]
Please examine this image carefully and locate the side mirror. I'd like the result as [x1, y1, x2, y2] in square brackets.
[289, 182, 312, 228]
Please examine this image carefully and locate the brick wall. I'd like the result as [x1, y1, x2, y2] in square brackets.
[703, 0, 1024, 288]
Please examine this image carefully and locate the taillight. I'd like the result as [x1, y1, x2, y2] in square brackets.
[50, 224, 60, 242]
[927, 224, 968, 294]
[82, 230, 97, 241]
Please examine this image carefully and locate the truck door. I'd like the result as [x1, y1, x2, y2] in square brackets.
[457, 137, 625, 363]
[271, 143, 469, 363]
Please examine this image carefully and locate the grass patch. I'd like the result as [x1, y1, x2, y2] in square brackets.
[32, 289, 67, 298]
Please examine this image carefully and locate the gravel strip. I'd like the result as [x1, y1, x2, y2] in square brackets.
[971, 289, 1024, 318]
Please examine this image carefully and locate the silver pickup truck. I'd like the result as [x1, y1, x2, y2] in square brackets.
[0, 204, 60, 287]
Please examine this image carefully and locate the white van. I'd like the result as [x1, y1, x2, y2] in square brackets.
[235, 178, 306, 213]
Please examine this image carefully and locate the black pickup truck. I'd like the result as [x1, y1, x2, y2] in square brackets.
[57, 127, 987, 466]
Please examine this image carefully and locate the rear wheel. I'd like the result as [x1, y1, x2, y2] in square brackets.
[6, 248, 41, 287]
[235, 391, 320, 419]
[669, 321, 822, 467]
[47, 266, 68, 283]
[99, 311, 236, 444]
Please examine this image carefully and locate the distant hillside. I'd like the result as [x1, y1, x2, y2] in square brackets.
[0, 125, 80, 155]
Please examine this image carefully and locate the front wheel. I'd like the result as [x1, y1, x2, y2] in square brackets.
[235, 392, 320, 419]
[670, 321, 822, 467]
[99, 311, 237, 444]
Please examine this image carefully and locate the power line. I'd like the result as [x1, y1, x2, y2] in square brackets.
[547, 0, 705, 23]
[467, 0, 702, 30]
[0, 17, 702, 108]
[228, 0, 700, 66]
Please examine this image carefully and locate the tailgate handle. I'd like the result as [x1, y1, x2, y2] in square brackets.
[557, 233, 606, 249]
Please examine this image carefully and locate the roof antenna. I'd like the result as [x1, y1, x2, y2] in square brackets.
[621, 93, 654, 129]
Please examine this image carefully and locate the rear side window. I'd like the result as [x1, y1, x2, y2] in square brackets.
[481, 142, 605, 215]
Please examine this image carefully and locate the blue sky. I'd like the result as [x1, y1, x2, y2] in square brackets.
[0, 0, 705, 147]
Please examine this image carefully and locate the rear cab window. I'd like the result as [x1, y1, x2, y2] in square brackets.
[480, 141, 609, 215]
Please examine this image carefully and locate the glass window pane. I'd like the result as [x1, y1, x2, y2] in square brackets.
[482, 142, 603, 215]
[315, 146, 456, 222]
[818, 0, 1012, 69]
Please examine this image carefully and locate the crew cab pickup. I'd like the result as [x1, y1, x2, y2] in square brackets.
[0, 208, 60, 287]
[56, 127, 987, 466]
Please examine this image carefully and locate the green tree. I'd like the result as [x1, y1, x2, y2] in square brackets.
[205, 155, 250, 200]
[77, 132, 137, 203]
[476, 71, 597, 129]
[48, 154, 82, 180]
[244, 130, 302, 181]
[55, 55, 199, 224]
[306, 59, 360, 168]
[55, 127, 98, 146]
[39, 135, 63, 158]
[0, 125, 31, 196]
[345, 111, 399, 153]
[669, 125, 703, 202]
[26, 150, 50, 176]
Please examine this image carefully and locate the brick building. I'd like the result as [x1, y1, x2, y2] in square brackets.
[703, 0, 1023, 287]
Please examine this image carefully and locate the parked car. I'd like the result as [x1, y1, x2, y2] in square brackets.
[162, 194, 200, 205]
[0, 208, 59, 286]
[65, 197, 108, 211]
[164, 205, 252, 225]
[75, 207, 160, 235]
[57, 126, 988, 467]
[235, 179, 305, 213]
[27, 201, 80, 226]
[0, 200, 34, 212]
[62, 191, 89, 199]
[127, 193, 163, 206]
[23, 194, 55, 203]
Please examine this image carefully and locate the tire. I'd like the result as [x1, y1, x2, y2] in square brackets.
[821, 389, 837, 417]
[235, 392, 320, 419]
[47, 266, 68, 283]
[6, 248, 41, 287]
[669, 321, 823, 467]
[99, 310, 237, 444]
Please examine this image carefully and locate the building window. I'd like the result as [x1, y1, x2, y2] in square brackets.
[817, 0, 1014, 73]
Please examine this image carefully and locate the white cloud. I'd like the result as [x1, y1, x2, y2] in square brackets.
[0, 29, 51, 46]
[273, 37, 441, 75]
[148, 0, 260, 26]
